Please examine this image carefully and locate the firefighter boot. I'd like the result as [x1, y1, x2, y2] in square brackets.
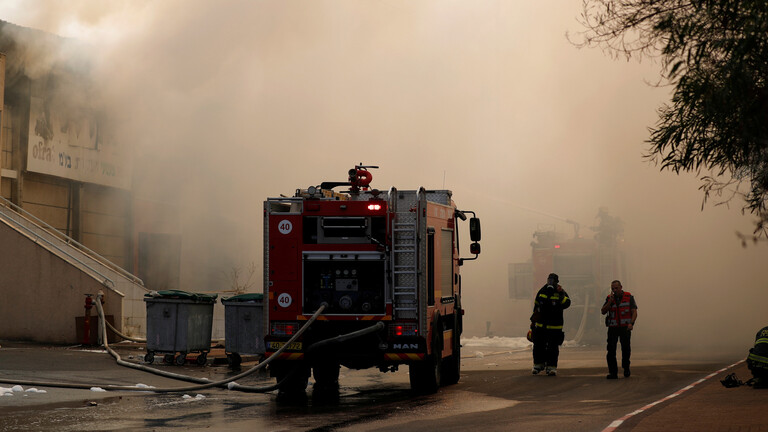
[532, 364, 544, 375]
[546, 367, 557, 376]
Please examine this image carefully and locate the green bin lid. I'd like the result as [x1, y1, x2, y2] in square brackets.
[221, 293, 264, 302]
[144, 289, 218, 302]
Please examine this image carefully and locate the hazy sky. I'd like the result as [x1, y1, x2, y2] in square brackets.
[2, 1, 766, 355]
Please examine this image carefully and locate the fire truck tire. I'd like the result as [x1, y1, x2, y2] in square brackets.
[441, 314, 461, 386]
[409, 319, 443, 394]
[312, 362, 340, 389]
[275, 363, 310, 394]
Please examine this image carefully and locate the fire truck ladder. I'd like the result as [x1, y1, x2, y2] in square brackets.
[391, 190, 419, 320]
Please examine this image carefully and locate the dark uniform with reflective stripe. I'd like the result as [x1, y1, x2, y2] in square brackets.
[531, 284, 571, 369]
[747, 326, 768, 387]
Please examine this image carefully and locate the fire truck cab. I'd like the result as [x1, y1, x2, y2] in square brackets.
[264, 166, 481, 394]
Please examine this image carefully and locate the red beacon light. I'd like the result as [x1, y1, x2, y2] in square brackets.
[367, 203, 381, 211]
[554, 244, 561, 249]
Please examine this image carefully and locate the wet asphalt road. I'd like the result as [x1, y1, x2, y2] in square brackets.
[0, 342, 739, 432]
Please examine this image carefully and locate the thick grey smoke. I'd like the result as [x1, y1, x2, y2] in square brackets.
[3, 1, 766, 357]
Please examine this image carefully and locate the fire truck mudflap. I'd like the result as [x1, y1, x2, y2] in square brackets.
[264, 166, 481, 394]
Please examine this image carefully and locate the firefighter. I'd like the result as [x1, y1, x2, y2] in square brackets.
[601, 280, 637, 379]
[530, 273, 571, 376]
[747, 326, 768, 388]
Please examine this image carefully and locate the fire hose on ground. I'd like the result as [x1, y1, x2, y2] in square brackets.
[0, 295, 384, 394]
[104, 318, 146, 343]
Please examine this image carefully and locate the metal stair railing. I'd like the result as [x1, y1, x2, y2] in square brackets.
[0, 195, 145, 289]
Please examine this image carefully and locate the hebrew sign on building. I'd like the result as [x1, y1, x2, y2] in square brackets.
[27, 96, 131, 189]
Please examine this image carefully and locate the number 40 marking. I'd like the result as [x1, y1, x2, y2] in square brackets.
[278, 220, 292, 235]
[277, 293, 292, 307]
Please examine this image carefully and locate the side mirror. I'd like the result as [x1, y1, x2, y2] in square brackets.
[469, 217, 481, 242]
[470, 242, 481, 255]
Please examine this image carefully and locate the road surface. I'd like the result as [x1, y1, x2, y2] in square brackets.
[0, 341, 743, 431]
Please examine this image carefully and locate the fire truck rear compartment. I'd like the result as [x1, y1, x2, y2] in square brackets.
[303, 257, 386, 314]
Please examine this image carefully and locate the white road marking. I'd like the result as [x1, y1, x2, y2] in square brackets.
[601, 359, 745, 432]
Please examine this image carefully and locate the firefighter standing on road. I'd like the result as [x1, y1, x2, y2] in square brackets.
[530, 273, 571, 376]
[601, 280, 638, 379]
[747, 326, 768, 388]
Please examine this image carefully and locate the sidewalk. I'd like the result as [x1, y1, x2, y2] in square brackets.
[618, 362, 768, 432]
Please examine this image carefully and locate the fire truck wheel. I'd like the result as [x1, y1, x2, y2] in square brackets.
[441, 314, 461, 385]
[312, 362, 340, 389]
[276, 364, 310, 395]
[409, 319, 443, 394]
[144, 352, 154, 364]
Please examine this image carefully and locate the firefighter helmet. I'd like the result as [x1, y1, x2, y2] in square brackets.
[547, 273, 559, 284]
[526, 329, 533, 342]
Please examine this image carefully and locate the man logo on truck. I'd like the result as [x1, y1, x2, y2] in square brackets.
[393, 343, 420, 350]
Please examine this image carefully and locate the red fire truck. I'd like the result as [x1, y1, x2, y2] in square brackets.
[263, 165, 481, 394]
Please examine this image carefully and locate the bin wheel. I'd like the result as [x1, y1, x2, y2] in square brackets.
[175, 352, 187, 366]
[196, 352, 208, 366]
[228, 353, 242, 369]
[163, 354, 175, 364]
[144, 352, 155, 364]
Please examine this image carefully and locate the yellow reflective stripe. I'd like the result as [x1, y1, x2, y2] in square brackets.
[561, 296, 569, 304]
[384, 353, 424, 361]
[756, 338, 768, 345]
[749, 352, 768, 364]
[535, 323, 563, 329]
[538, 294, 548, 299]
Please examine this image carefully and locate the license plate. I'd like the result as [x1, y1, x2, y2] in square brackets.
[268, 342, 302, 350]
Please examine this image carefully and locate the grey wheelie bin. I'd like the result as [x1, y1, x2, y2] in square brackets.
[143, 290, 218, 366]
[221, 293, 265, 368]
